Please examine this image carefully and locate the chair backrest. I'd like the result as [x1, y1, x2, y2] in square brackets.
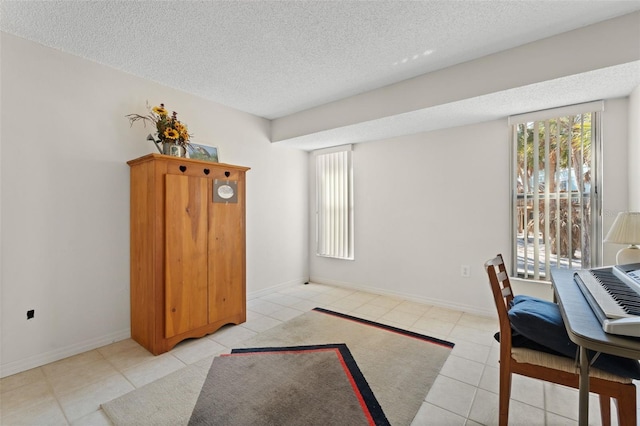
[485, 254, 515, 350]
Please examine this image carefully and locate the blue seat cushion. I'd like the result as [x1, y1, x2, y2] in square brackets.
[507, 295, 640, 379]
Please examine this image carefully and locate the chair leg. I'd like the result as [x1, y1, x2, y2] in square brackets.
[615, 386, 637, 426]
[598, 395, 611, 426]
[499, 366, 512, 426]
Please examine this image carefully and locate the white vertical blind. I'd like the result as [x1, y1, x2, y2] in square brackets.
[315, 145, 354, 260]
[511, 102, 601, 279]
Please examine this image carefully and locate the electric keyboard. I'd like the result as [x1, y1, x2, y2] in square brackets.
[612, 263, 640, 293]
[574, 266, 640, 338]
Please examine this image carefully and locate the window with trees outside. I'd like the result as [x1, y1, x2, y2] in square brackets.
[510, 102, 603, 280]
[315, 145, 354, 260]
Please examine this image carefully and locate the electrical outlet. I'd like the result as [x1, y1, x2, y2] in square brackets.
[27, 309, 35, 320]
[461, 265, 470, 277]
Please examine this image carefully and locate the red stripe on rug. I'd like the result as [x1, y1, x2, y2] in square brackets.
[224, 346, 376, 425]
[229, 343, 390, 425]
[332, 347, 376, 426]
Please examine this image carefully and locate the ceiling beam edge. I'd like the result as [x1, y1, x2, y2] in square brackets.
[271, 11, 640, 145]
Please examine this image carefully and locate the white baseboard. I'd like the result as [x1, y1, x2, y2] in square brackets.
[1, 276, 492, 378]
[247, 277, 309, 300]
[1, 277, 308, 379]
[0, 328, 131, 379]
[310, 276, 495, 318]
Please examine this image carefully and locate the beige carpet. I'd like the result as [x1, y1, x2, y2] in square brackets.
[102, 308, 454, 426]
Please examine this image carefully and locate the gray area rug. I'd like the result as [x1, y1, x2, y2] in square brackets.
[189, 344, 383, 425]
[102, 308, 454, 426]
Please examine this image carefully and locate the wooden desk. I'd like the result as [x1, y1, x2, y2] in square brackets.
[551, 269, 640, 425]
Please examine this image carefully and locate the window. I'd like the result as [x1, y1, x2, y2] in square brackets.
[315, 145, 354, 260]
[509, 102, 603, 280]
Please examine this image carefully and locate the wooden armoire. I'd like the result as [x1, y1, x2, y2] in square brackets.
[128, 153, 250, 355]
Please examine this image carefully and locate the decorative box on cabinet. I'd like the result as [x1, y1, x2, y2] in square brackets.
[128, 153, 250, 355]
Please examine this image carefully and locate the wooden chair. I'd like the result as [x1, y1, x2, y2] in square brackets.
[484, 254, 637, 426]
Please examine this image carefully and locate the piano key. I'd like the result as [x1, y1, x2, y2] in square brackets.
[575, 270, 632, 319]
[574, 268, 640, 337]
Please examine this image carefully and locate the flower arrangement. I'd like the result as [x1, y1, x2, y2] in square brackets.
[126, 102, 192, 147]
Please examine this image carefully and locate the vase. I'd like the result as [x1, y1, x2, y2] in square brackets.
[162, 141, 186, 157]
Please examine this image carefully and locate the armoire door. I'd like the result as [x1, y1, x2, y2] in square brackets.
[164, 173, 209, 338]
[208, 176, 245, 323]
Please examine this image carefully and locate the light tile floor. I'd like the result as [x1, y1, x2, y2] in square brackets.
[1, 282, 638, 425]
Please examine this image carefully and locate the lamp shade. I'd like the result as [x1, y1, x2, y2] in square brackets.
[604, 212, 640, 244]
[604, 212, 640, 264]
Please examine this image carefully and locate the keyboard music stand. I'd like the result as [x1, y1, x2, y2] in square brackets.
[551, 268, 640, 426]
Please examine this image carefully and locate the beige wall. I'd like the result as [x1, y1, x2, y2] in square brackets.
[628, 85, 640, 210]
[309, 98, 631, 315]
[0, 32, 309, 377]
[1, 26, 636, 377]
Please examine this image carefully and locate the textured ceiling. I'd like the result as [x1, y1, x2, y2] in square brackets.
[2, 1, 640, 148]
[274, 61, 640, 149]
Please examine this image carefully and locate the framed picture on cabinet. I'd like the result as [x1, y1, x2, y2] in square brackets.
[188, 143, 219, 162]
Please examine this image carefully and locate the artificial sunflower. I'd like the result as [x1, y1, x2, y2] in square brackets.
[163, 128, 180, 140]
[126, 102, 192, 147]
[152, 105, 168, 116]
